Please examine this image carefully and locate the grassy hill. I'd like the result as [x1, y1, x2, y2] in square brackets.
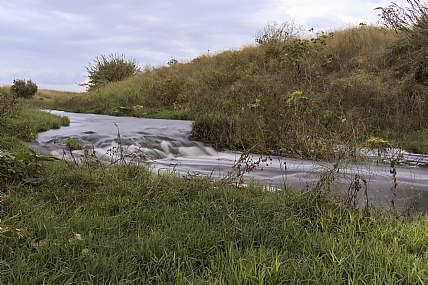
[3, 18, 428, 283]
[52, 25, 428, 155]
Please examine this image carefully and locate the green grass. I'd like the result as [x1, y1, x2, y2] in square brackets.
[141, 108, 193, 120]
[398, 129, 428, 154]
[0, 136, 30, 152]
[2, 161, 428, 284]
[35, 89, 86, 104]
[2, 16, 428, 283]
[2, 106, 70, 141]
[2, 76, 428, 284]
[25, 97, 55, 109]
[50, 24, 428, 155]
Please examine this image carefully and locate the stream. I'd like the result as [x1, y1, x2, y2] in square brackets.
[29, 111, 428, 213]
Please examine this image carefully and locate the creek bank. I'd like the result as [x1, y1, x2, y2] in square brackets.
[29, 110, 428, 213]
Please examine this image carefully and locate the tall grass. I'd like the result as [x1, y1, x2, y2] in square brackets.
[26, 89, 86, 109]
[52, 24, 428, 155]
[324, 25, 398, 72]
[3, 63, 428, 282]
[2, 159, 428, 284]
[0, 95, 70, 142]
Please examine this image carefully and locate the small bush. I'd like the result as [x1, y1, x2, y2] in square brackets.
[83, 53, 141, 92]
[10, 79, 38, 99]
[0, 149, 58, 185]
[0, 88, 18, 126]
[255, 21, 304, 60]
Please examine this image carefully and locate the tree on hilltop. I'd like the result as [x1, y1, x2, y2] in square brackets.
[82, 53, 141, 92]
[10, 79, 38, 99]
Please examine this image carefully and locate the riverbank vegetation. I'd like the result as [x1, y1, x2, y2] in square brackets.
[0, 87, 70, 144]
[2, 87, 428, 283]
[3, 1, 428, 283]
[53, 15, 428, 156]
[1, 144, 428, 283]
[2, 77, 428, 285]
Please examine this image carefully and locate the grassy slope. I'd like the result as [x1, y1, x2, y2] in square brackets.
[0, 87, 71, 151]
[2, 25, 428, 284]
[2, 162, 428, 284]
[0, 98, 427, 283]
[0, 103, 70, 144]
[53, 25, 428, 154]
[28, 89, 86, 110]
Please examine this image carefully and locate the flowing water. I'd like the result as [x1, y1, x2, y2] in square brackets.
[29, 111, 428, 212]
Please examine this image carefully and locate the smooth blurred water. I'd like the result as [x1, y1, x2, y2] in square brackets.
[29, 111, 428, 213]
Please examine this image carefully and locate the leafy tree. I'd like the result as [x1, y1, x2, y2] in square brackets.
[10, 79, 38, 99]
[83, 53, 142, 91]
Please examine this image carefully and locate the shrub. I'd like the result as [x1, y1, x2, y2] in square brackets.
[10, 79, 38, 99]
[83, 53, 141, 92]
[255, 21, 304, 60]
[0, 149, 58, 185]
[378, 1, 428, 81]
[377, 1, 428, 130]
[281, 33, 335, 90]
[0, 88, 18, 126]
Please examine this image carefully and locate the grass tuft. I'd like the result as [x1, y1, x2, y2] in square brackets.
[2, 160, 428, 283]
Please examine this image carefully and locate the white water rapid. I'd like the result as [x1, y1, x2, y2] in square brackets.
[29, 111, 428, 212]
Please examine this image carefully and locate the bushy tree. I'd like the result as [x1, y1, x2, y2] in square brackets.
[83, 53, 141, 91]
[10, 79, 38, 99]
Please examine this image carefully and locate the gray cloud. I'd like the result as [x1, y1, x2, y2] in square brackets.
[0, 0, 410, 91]
[304, 16, 346, 32]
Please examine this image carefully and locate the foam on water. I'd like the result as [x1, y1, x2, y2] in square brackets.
[29, 110, 428, 212]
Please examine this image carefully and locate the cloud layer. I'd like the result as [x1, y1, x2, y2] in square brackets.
[0, 0, 407, 91]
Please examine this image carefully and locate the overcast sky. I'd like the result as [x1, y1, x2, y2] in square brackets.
[0, 0, 407, 91]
